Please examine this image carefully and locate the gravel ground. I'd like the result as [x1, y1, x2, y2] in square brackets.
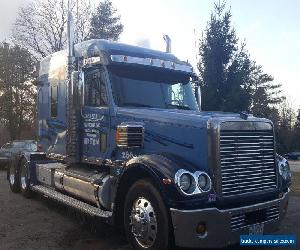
[0, 169, 299, 250]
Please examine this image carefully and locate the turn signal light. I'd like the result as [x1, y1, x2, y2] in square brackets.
[196, 222, 207, 236]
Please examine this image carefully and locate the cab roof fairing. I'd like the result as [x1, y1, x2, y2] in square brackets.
[74, 39, 180, 61]
[38, 39, 195, 76]
[74, 40, 194, 73]
[38, 50, 68, 80]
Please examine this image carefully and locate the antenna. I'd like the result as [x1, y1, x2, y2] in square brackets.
[194, 28, 198, 64]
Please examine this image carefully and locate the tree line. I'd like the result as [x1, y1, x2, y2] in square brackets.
[198, 1, 300, 153]
[0, 0, 299, 153]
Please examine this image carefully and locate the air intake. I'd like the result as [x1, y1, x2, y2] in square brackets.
[116, 123, 144, 148]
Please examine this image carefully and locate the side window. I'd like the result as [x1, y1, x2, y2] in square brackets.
[84, 69, 108, 107]
[51, 85, 58, 117]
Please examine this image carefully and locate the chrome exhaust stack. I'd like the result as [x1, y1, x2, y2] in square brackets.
[163, 34, 171, 53]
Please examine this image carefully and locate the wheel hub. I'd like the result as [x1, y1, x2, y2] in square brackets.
[129, 197, 157, 248]
[20, 163, 28, 190]
[9, 173, 15, 185]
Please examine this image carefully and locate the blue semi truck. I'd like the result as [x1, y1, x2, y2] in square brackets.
[7, 38, 291, 249]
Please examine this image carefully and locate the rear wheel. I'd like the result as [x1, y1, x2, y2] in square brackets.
[20, 158, 33, 198]
[124, 179, 171, 250]
[9, 161, 20, 193]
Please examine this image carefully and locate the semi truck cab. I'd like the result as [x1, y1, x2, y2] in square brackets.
[8, 39, 291, 249]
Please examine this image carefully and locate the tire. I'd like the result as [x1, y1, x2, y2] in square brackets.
[8, 160, 20, 193]
[124, 179, 171, 250]
[19, 158, 33, 198]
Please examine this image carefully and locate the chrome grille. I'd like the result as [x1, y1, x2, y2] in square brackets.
[231, 213, 246, 231]
[266, 205, 280, 221]
[220, 129, 277, 197]
[230, 205, 280, 231]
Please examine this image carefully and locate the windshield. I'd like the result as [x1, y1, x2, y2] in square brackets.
[108, 65, 199, 110]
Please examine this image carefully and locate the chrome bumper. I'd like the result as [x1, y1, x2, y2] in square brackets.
[170, 190, 290, 248]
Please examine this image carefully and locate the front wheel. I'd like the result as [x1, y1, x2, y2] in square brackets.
[124, 179, 171, 250]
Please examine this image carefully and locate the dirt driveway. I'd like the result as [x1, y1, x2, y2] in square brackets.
[0, 170, 299, 250]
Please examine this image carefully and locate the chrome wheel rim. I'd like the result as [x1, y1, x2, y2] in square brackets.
[129, 197, 157, 248]
[20, 163, 28, 190]
[9, 173, 15, 185]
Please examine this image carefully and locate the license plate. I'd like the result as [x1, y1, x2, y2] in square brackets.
[249, 223, 264, 235]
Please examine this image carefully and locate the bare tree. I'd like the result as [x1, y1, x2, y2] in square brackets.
[13, 0, 124, 60]
[13, 0, 93, 59]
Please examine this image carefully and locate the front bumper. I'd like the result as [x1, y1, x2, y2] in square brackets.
[170, 190, 290, 248]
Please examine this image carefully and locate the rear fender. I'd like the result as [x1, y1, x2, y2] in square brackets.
[7, 152, 47, 183]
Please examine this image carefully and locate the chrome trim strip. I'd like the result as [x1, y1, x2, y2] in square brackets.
[170, 189, 289, 213]
[110, 55, 193, 73]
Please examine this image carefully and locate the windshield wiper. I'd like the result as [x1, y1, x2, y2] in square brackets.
[122, 102, 155, 108]
[166, 104, 191, 110]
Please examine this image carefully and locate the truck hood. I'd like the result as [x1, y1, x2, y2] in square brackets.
[116, 107, 266, 128]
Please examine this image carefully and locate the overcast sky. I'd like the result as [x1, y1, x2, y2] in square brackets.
[1, 0, 300, 108]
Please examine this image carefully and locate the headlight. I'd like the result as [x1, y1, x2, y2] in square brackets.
[197, 172, 211, 192]
[279, 160, 291, 180]
[175, 170, 196, 195]
[179, 173, 192, 192]
[175, 169, 211, 195]
[277, 155, 291, 180]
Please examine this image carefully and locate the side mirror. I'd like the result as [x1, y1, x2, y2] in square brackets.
[195, 85, 201, 111]
[191, 76, 201, 111]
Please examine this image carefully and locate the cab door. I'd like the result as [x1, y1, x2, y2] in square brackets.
[81, 66, 110, 164]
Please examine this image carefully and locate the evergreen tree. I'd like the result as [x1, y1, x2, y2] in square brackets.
[198, 2, 253, 112]
[198, 1, 283, 114]
[251, 66, 283, 118]
[89, 0, 123, 41]
[0, 43, 36, 140]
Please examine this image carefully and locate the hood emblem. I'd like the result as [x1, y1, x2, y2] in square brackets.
[208, 193, 217, 202]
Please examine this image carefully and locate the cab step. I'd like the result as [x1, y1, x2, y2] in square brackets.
[31, 185, 113, 223]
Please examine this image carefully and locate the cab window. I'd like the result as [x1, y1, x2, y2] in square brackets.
[84, 68, 108, 107]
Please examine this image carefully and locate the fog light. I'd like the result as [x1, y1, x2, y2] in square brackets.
[196, 222, 207, 236]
